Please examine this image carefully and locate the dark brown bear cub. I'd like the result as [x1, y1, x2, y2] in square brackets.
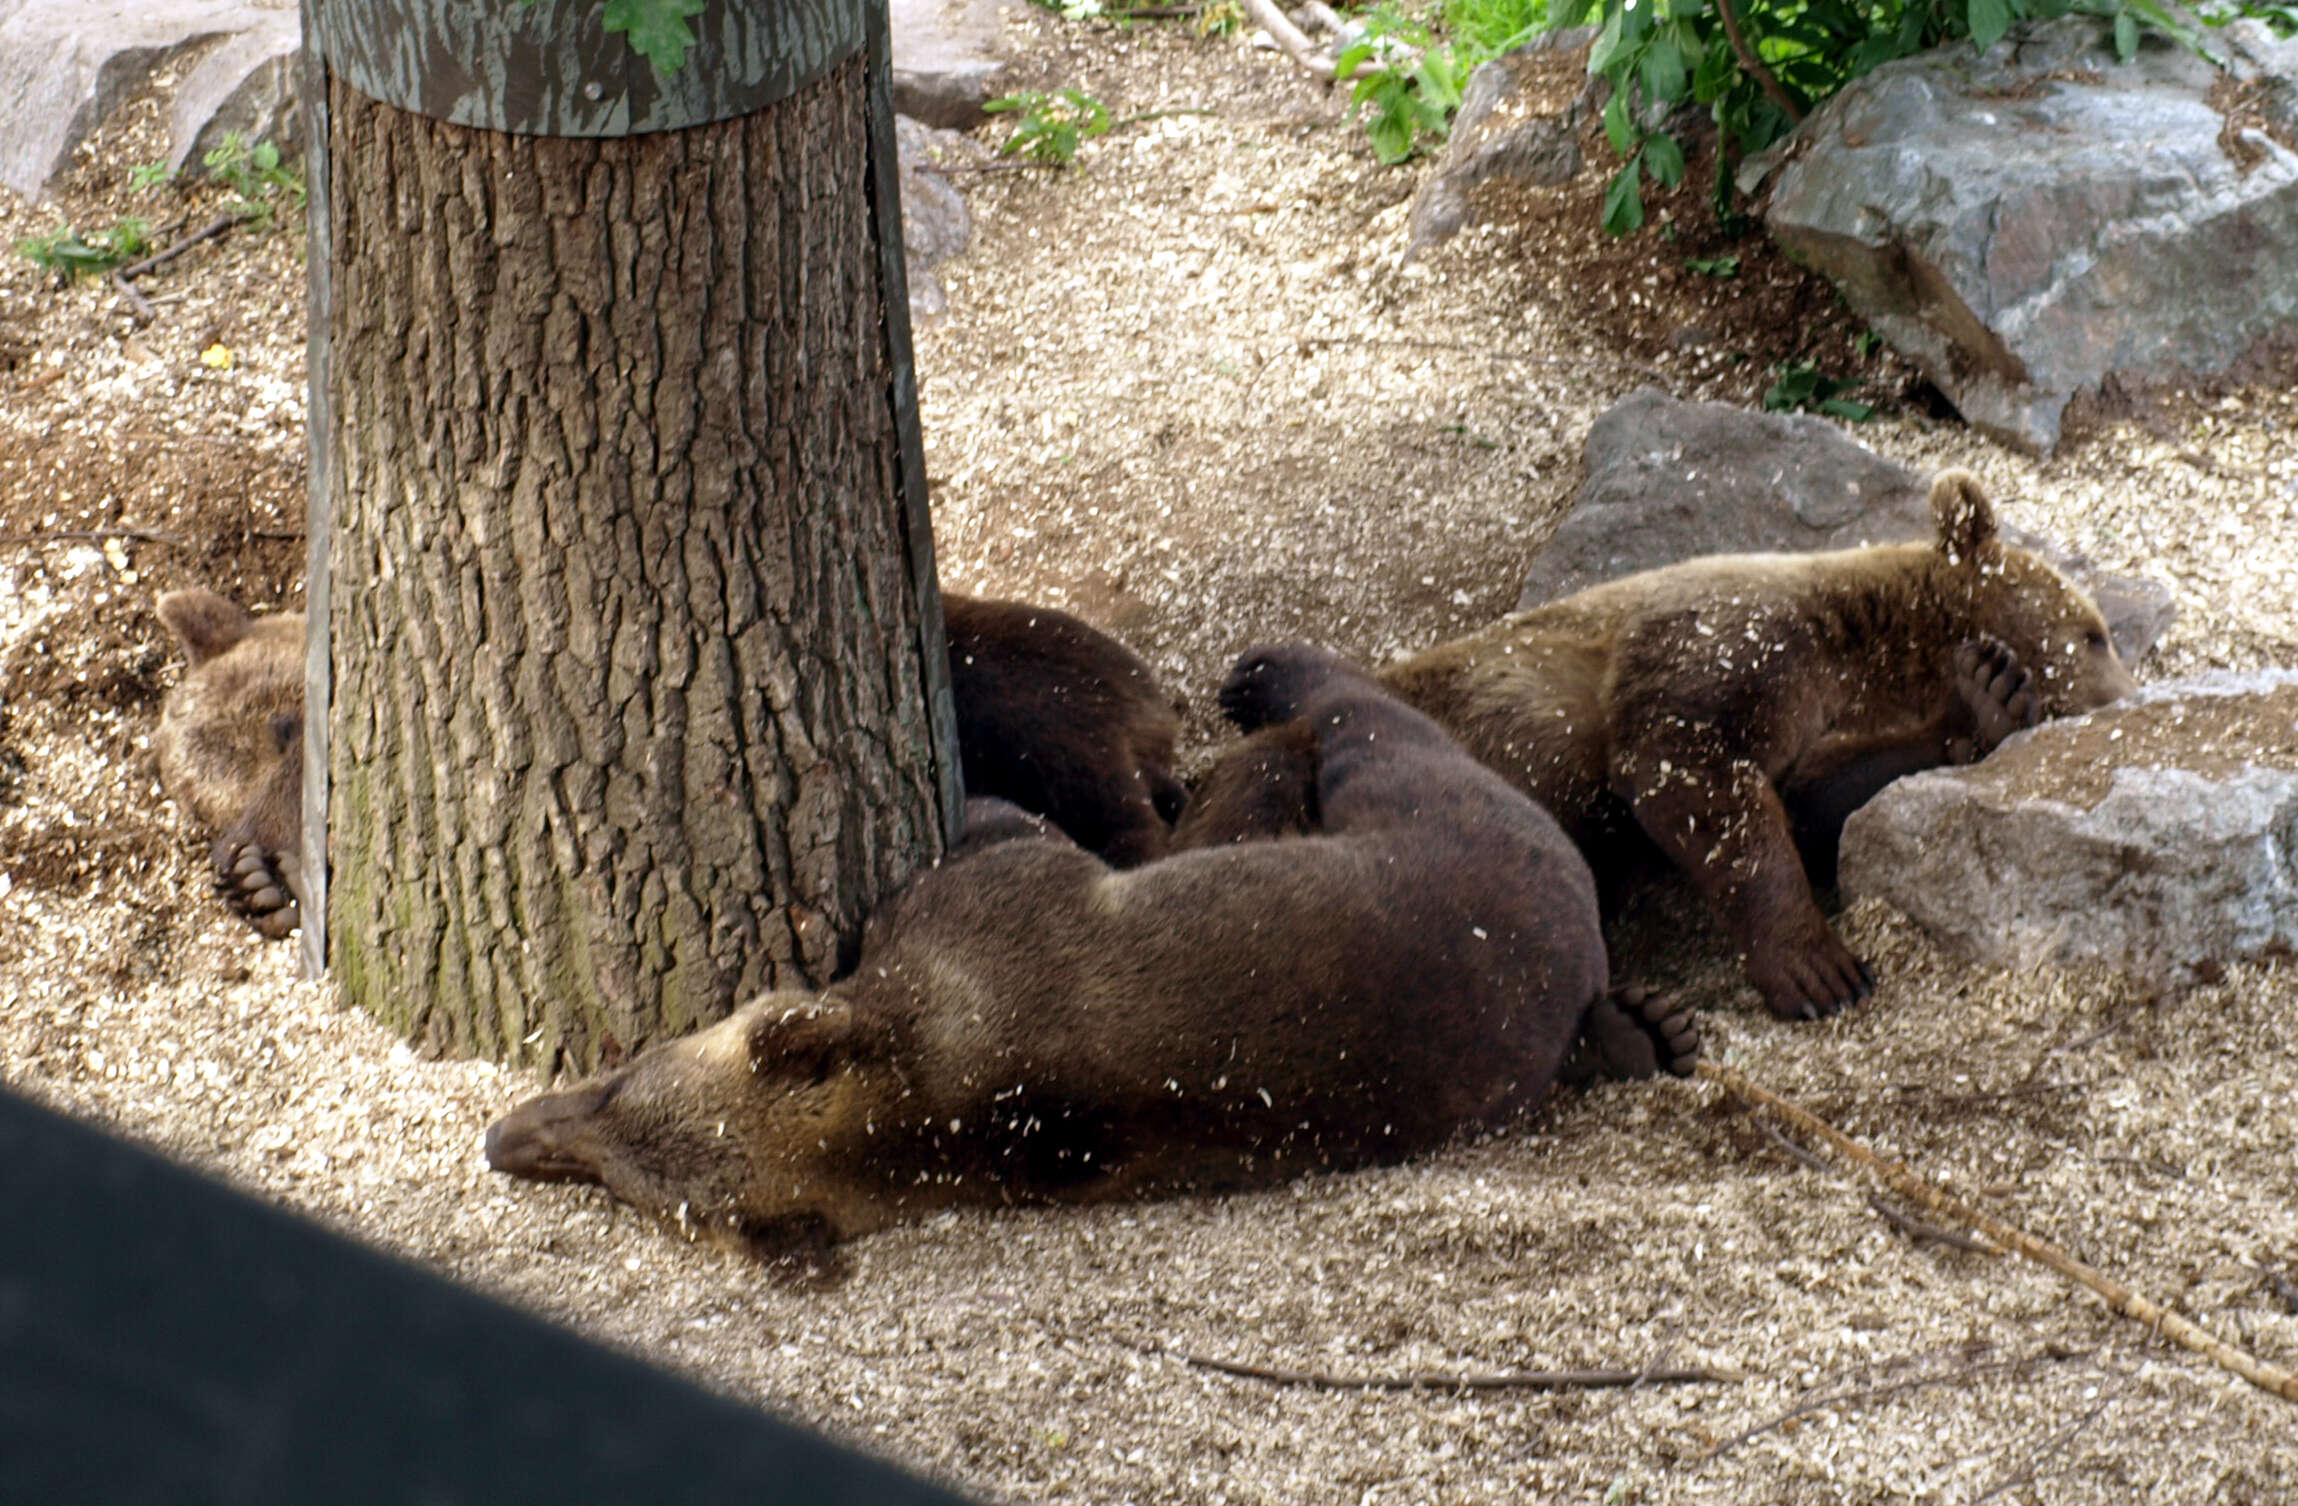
[487, 646, 1610, 1261]
[1379, 469, 2136, 1021]
[154, 590, 306, 939]
[944, 595, 1184, 867]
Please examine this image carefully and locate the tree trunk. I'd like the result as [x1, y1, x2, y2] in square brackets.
[316, 53, 953, 1074]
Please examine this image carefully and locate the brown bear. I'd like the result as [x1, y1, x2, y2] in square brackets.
[154, 590, 307, 939]
[151, 590, 1185, 937]
[485, 645, 1615, 1263]
[944, 594, 1185, 867]
[1376, 468, 2137, 1021]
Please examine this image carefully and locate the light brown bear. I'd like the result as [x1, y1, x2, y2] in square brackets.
[485, 645, 1621, 1263]
[154, 590, 307, 939]
[149, 590, 1189, 938]
[1377, 469, 2137, 1021]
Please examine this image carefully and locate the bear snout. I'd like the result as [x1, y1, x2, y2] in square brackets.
[486, 1090, 610, 1184]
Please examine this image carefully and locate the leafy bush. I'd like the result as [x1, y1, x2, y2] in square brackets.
[1443, 0, 1549, 54]
[203, 133, 306, 228]
[1762, 358, 1872, 420]
[18, 219, 153, 278]
[1339, 11, 1477, 163]
[986, 89, 1114, 164]
[1561, 0, 2218, 236]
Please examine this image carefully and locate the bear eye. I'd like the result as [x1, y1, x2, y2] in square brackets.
[2084, 628, 2108, 651]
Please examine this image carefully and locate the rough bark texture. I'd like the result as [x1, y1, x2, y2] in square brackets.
[324, 58, 947, 1074]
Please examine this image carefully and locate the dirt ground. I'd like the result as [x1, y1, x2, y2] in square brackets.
[4, 17, 2297, 1505]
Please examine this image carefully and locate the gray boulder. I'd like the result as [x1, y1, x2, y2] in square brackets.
[1520, 387, 2176, 662]
[1750, 17, 2298, 455]
[0, 0, 299, 202]
[1840, 671, 2298, 985]
[895, 114, 981, 320]
[890, 0, 1011, 131]
[1406, 28, 1598, 259]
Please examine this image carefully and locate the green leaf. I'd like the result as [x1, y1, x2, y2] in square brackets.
[1966, 0, 2012, 52]
[603, 0, 708, 76]
[1603, 159, 1646, 235]
[1367, 108, 1416, 164]
[1643, 130, 1686, 187]
[1603, 90, 1637, 157]
[1640, 37, 1687, 103]
[1819, 398, 1876, 421]
[1588, 8, 1627, 76]
[2114, 7, 2139, 57]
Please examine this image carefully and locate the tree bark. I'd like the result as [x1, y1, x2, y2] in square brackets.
[320, 56, 950, 1074]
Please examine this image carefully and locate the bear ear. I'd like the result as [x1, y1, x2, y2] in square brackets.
[746, 997, 893, 1082]
[1930, 469, 1999, 566]
[157, 589, 252, 666]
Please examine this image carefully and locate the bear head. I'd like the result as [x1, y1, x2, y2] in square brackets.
[1930, 470, 2137, 718]
[154, 589, 304, 831]
[485, 991, 911, 1263]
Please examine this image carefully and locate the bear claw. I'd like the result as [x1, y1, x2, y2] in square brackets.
[211, 836, 301, 940]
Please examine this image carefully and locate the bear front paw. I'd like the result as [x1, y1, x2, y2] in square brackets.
[212, 836, 301, 940]
[1746, 931, 1873, 1021]
[1560, 982, 1701, 1084]
[1949, 634, 2042, 762]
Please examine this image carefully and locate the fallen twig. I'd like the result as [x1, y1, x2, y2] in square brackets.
[1866, 1194, 1999, 1255]
[111, 271, 157, 325]
[1757, 1120, 1832, 1176]
[1969, 1392, 2115, 1504]
[116, 213, 238, 283]
[1706, 1351, 2060, 1460]
[1699, 1060, 2298, 1405]
[1239, 0, 1336, 78]
[1130, 1340, 1735, 1392]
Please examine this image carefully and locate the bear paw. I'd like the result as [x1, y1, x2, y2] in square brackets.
[1948, 634, 2042, 762]
[1746, 930, 1873, 1021]
[1560, 983, 1700, 1085]
[1217, 644, 1356, 732]
[211, 836, 301, 940]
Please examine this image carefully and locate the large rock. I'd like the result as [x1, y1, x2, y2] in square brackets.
[1519, 387, 2176, 662]
[1841, 671, 2298, 984]
[0, 0, 299, 202]
[889, 0, 1011, 131]
[1751, 18, 2298, 455]
[895, 115, 981, 320]
[1405, 28, 1597, 259]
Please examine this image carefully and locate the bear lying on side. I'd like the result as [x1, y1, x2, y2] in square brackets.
[151, 590, 1187, 937]
[485, 645, 1618, 1262]
[1378, 470, 2137, 1021]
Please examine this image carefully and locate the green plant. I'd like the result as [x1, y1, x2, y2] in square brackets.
[1853, 328, 1884, 359]
[1762, 358, 1873, 420]
[18, 219, 153, 278]
[1685, 253, 1740, 277]
[1339, 10, 1474, 164]
[1560, 0, 2219, 237]
[128, 161, 179, 194]
[985, 89, 1113, 164]
[202, 133, 306, 227]
[2198, 0, 2298, 32]
[1442, 0, 1548, 54]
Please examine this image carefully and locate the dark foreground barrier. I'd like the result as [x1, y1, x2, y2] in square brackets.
[0, 1088, 977, 1505]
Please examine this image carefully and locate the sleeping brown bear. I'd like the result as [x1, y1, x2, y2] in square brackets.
[1377, 469, 2137, 1021]
[152, 589, 1185, 937]
[485, 644, 1615, 1262]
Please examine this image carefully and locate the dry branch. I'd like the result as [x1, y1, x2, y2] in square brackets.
[1706, 1351, 2062, 1460]
[0, 527, 185, 547]
[115, 213, 238, 283]
[1866, 1194, 1999, 1255]
[1698, 1060, 2298, 1405]
[1134, 1342, 1736, 1392]
[1239, 0, 1335, 78]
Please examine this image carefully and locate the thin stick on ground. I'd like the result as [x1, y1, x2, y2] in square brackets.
[1698, 1060, 2298, 1405]
[1866, 1193, 2000, 1254]
[115, 213, 239, 283]
[1706, 1351, 2066, 1460]
[1969, 1393, 2115, 1504]
[111, 271, 156, 325]
[0, 527, 186, 547]
[1126, 1340, 1737, 1392]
